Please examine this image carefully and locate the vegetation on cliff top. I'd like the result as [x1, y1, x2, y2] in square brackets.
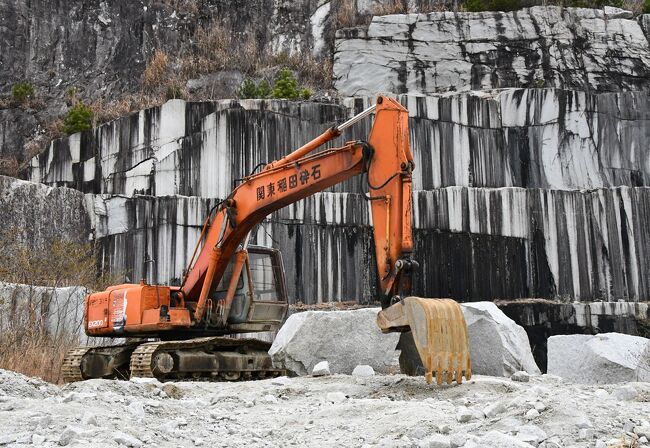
[238, 70, 311, 100]
[63, 102, 93, 135]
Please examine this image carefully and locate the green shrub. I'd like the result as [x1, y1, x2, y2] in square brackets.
[300, 87, 312, 100]
[63, 102, 93, 135]
[465, 0, 520, 11]
[237, 79, 273, 99]
[238, 79, 259, 99]
[166, 84, 183, 100]
[642, 0, 650, 11]
[271, 69, 300, 99]
[257, 80, 272, 98]
[238, 71, 311, 101]
[12, 82, 35, 103]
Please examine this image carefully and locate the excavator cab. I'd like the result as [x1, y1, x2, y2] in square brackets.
[214, 246, 288, 332]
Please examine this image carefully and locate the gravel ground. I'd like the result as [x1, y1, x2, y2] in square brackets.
[0, 369, 649, 447]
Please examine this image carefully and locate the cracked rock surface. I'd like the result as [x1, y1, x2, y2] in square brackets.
[334, 7, 650, 96]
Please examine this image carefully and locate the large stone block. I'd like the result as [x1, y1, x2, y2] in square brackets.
[0, 282, 88, 341]
[462, 302, 541, 376]
[547, 333, 650, 384]
[268, 308, 400, 376]
[0, 175, 90, 250]
[270, 302, 539, 378]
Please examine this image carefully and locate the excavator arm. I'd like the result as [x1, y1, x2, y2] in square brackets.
[181, 96, 416, 316]
[178, 95, 470, 385]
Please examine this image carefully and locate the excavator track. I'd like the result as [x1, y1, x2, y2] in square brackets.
[64, 338, 284, 383]
[61, 346, 94, 382]
[62, 343, 140, 382]
[129, 337, 285, 381]
[129, 337, 216, 379]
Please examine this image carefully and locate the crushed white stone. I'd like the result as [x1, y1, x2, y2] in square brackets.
[0, 368, 646, 447]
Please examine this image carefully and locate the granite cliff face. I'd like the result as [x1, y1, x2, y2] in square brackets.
[334, 7, 650, 96]
[7, 6, 650, 307]
[23, 89, 650, 303]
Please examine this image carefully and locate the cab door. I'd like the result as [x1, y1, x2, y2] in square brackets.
[227, 246, 288, 329]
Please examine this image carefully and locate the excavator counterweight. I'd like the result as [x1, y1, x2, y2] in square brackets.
[63, 96, 471, 385]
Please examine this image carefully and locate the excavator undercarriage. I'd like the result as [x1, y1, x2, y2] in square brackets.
[63, 338, 283, 382]
[63, 96, 471, 385]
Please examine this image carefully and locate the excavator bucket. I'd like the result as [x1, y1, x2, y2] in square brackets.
[377, 297, 471, 385]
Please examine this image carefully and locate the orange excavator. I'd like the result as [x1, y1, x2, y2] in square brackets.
[62, 96, 471, 385]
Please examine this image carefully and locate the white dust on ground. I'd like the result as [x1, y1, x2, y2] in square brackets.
[0, 369, 649, 447]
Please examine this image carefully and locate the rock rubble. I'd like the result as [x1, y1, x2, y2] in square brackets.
[0, 368, 647, 447]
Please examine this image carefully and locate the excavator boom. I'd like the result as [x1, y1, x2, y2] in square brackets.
[182, 96, 415, 311]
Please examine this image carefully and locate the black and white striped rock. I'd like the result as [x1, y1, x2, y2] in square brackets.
[21, 87, 650, 304]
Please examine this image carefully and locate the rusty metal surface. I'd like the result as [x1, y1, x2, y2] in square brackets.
[130, 337, 285, 381]
[378, 297, 471, 384]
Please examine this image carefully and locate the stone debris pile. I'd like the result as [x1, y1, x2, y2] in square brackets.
[0, 367, 648, 447]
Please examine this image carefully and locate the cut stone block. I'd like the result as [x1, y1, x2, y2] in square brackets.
[269, 308, 399, 376]
[462, 302, 541, 377]
[547, 333, 650, 384]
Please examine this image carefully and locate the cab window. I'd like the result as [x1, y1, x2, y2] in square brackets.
[212, 257, 244, 298]
[248, 251, 283, 302]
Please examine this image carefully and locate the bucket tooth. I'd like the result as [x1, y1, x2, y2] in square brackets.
[377, 297, 471, 384]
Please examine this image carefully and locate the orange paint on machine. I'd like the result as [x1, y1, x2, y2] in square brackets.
[64, 96, 471, 385]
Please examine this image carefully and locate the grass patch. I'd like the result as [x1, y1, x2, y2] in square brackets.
[0, 331, 78, 384]
[12, 82, 35, 104]
[0, 230, 122, 383]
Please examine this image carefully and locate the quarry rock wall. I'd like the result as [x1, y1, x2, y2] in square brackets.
[21, 90, 650, 304]
[0, 175, 90, 250]
[13, 7, 650, 306]
[30, 89, 650, 194]
[334, 7, 650, 96]
[0, 282, 89, 342]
